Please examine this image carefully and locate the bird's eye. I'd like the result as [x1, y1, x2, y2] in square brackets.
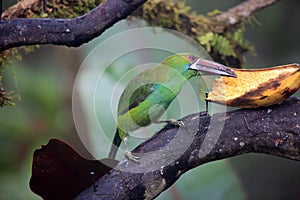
[186, 55, 196, 62]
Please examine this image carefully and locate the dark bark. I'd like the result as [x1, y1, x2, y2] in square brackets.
[75, 97, 300, 200]
[0, 0, 147, 51]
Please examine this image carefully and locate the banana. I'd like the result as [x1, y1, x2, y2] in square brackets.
[206, 63, 300, 108]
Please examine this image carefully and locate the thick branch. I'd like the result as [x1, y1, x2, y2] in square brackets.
[0, 0, 147, 51]
[0, 0, 280, 52]
[76, 98, 300, 199]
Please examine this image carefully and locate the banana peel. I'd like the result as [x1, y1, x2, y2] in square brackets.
[206, 63, 300, 108]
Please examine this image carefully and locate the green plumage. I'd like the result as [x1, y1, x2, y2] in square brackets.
[117, 54, 196, 137]
[108, 53, 236, 159]
[108, 54, 198, 159]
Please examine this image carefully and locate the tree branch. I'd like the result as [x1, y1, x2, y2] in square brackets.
[75, 97, 300, 199]
[214, 0, 280, 25]
[0, 0, 147, 51]
[0, 0, 280, 52]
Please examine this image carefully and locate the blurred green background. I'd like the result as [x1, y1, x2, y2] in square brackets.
[1, 0, 300, 199]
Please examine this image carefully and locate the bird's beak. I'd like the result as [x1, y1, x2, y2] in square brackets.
[190, 59, 237, 78]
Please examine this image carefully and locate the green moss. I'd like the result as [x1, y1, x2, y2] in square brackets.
[0, 0, 100, 107]
[28, 0, 99, 18]
[132, 0, 255, 67]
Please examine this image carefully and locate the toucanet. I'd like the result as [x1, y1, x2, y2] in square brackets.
[108, 53, 236, 161]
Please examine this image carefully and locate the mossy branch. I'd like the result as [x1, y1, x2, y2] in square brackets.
[75, 98, 300, 199]
[1, 0, 279, 59]
[0, 0, 280, 107]
[132, 0, 281, 67]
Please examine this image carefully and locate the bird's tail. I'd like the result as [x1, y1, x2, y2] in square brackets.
[108, 129, 122, 159]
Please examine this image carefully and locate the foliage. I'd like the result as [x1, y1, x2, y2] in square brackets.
[0, 0, 254, 100]
[199, 32, 235, 57]
[0, 49, 21, 107]
[132, 0, 254, 67]
[0, 46, 38, 107]
[30, 0, 98, 18]
[0, 0, 99, 107]
[198, 24, 254, 61]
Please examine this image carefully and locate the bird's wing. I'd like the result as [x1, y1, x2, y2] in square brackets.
[117, 65, 168, 116]
[118, 81, 155, 116]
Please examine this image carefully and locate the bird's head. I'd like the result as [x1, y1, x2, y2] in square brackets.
[164, 53, 237, 78]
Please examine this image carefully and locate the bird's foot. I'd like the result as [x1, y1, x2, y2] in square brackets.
[157, 119, 184, 126]
[124, 150, 140, 163]
[199, 111, 209, 117]
[168, 119, 184, 126]
[123, 136, 140, 163]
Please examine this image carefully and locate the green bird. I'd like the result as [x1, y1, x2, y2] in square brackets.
[108, 53, 236, 161]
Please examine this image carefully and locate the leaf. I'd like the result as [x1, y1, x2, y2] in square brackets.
[198, 32, 214, 52]
[211, 34, 235, 57]
[29, 138, 119, 200]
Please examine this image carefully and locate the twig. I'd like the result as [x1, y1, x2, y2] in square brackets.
[243, 115, 251, 131]
[75, 98, 300, 200]
[214, 0, 280, 25]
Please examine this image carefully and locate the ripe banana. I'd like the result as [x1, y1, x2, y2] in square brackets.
[206, 63, 300, 108]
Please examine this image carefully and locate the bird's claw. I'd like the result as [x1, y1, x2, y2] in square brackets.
[124, 150, 140, 163]
[155, 119, 184, 126]
[169, 119, 184, 126]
